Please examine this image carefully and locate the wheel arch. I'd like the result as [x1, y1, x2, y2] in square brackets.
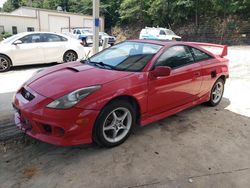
[101, 95, 141, 125]
[63, 49, 78, 61]
[91, 94, 142, 146]
[218, 75, 226, 83]
[0, 53, 12, 66]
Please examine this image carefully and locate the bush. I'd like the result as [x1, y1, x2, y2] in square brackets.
[0, 32, 12, 41]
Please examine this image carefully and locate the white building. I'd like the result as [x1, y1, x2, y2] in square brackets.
[0, 6, 104, 34]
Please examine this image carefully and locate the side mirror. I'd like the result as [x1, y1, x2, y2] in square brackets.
[13, 40, 22, 45]
[151, 66, 171, 78]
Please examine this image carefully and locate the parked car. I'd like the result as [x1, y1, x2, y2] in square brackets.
[13, 40, 228, 147]
[139, 27, 181, 41]
[99, 32, 116, 46]
[72, 28, 94, 46]
[72, 28, 102, 46]
[0, 32, 85, 72]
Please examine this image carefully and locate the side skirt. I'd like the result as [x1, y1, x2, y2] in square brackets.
[140, 94, 210, 126]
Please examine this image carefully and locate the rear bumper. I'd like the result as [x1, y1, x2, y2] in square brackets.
[13, 87, 99, 146]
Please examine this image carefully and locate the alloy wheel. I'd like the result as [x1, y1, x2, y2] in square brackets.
[0, 57, 9, 71]
[65, 52, 77, 62]
[102, 107, 132, 143]
[212, 81, 224, 104]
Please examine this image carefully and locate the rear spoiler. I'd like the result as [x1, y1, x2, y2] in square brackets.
[187, 42, 228, 57]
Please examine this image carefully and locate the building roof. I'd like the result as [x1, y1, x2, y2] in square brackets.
[0, 12, 36, 18]
[11, 6, 102, 19]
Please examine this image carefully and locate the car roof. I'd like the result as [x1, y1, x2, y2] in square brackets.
[16, 32, 68, 36]
[143, 27, 173, 31]
[128, 39, 185, 46]
[128, 39, 221, 58]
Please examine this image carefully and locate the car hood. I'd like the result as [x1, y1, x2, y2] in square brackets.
[171, 35, 181, 39]
[27, 61, 133, 99]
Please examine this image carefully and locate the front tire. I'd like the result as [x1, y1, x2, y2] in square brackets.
[63, 50, 78, 62]
[0, 55, 11, 72]
[93, 100, 135, 147]
[207, 78, 225, 106]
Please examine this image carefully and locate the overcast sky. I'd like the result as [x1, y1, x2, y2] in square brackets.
[0, 0, 7, 8]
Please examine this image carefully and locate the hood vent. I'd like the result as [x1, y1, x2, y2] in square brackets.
[66, 67, 80, 72]
[65, 65, 93, 72]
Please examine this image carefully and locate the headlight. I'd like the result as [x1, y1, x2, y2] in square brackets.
[46, 85, 101, 109]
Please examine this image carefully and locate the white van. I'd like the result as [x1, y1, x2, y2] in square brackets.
[139, 27, 181, 41]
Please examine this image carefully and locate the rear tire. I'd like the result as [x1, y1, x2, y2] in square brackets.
[0, 55, 11, 72]
[63, 51, 78, 62]
[93, 100, 135, 147]
[206, 78, 225, 106]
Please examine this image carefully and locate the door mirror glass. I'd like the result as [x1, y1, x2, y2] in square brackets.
[13, 40, 22, 45]
[151, 66, 171, 77]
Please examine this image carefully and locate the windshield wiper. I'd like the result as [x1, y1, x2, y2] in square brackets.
[82, 58, 117, 70]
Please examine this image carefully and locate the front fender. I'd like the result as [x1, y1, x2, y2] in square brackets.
[76, 73, 148, 114]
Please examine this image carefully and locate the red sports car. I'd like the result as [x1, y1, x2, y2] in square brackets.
[13, 40, 229, 147]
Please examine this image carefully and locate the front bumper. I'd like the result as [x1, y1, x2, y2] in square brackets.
[13, 86, 99, 146]
[108, 38, 116, 44]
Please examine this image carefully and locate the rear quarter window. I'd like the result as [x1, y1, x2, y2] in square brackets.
[191, 47, 212, 61]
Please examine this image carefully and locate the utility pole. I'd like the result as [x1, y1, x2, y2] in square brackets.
[93, 0, 100, 54]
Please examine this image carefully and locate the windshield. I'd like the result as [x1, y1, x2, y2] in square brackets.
[1, 34, 22, 44]
[89, 41, 162, 72]
[100, 32, 109, 36]
[81, 30, 92, 34]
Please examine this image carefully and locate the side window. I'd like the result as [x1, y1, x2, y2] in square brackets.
[155, 46, 194, 69]
[191, 47, 212, 61]
[159, 30, 166, 35]
[42, 34, 67, 42]
[20, 34, 41, 43]
[76, 30, 81, 34]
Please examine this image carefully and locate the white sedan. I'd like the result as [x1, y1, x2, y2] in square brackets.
[0, 32, 85, 72]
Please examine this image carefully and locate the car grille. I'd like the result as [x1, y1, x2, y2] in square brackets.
[21, 87, 35, 101]
[109, 38, 115, 42]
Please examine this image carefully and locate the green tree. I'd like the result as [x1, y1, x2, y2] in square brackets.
[2, 0, 20, 12]
[2, 0, 250, 29]
[119, 0, 150, 25]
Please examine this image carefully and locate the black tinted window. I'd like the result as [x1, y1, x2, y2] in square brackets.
[42, 34, 67, 42]
[20, 34, 41, 43]
[12, 26, 17, 34]
[191, 47, 211, 61]
[159, 30, 166, 35]
[155, 46, 194, 69]
[27, 27, 34, 32]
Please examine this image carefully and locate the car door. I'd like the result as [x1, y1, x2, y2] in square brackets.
[40, 33, 67, 63]
[189, 46, 215, 96]
[11, 34, 44, 65]
[147, 45, 202, 116]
